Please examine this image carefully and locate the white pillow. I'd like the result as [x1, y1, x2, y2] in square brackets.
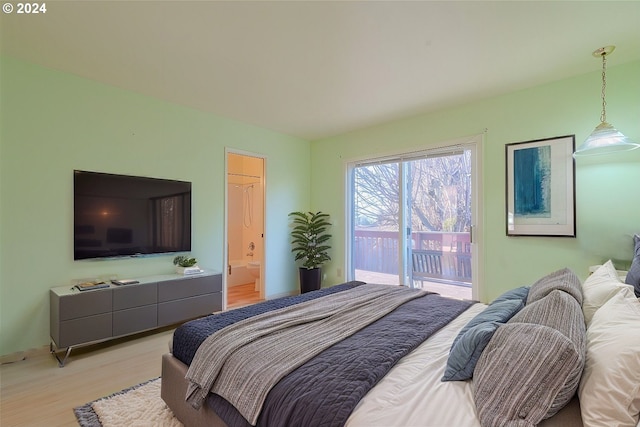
[582, 260, 634, 325]
[579, 286, 640, 427]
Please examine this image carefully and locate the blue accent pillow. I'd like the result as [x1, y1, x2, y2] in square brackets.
[625, 234, 640, 298]
[491, 286, 530, 306]
[450, 286, 529, 351]
[442, 321, 502, 382]
[442, 298, 524, 381]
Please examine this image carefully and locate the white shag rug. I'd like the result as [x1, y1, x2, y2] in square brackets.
[74, 378, 182, 427]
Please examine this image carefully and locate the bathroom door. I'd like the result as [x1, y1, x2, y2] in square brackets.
[225, 150, 266, 308]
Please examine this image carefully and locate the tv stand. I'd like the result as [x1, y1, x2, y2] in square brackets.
[49, 270, 222, 366]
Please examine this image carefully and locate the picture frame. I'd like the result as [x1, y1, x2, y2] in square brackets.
[505, 135, 576, 237]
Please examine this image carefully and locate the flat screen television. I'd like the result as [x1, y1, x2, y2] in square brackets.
[74, 170, 192, 260]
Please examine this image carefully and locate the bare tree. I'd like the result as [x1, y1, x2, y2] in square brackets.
[354, 152, 471, 232]
[354, 163, 399, 228]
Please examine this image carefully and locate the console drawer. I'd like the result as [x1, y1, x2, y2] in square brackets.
[157, 293, 220, 327]
[59, 289, 112, 320]
[57, 313, 112, 348]
[113, 282, 157, 310]
[113, 305, 157, 336]
[158, 275, 221, 302]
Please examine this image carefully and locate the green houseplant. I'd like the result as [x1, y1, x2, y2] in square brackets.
[289, 211, 332, 293]
[173, 255, 198, 267]
[173, 255, 199, 275]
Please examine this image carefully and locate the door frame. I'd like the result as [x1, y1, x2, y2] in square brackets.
[224, 148, 267, 309]
[344, 134, 484, 300]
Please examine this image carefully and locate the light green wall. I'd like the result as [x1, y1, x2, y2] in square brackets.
[2, 56, 638, 356]
[0, 56, 311, 356]
[311, 60, 640, 303]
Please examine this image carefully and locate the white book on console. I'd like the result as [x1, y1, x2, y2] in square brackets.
[112, 279, 140, 286]
[182, 266, 204, 275]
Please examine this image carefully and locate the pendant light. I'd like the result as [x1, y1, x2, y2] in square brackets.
[573, 46, 639, 157]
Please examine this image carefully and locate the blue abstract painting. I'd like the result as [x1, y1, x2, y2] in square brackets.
[514, 146, 551, 217]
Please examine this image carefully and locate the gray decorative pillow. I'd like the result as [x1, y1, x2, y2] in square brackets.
[474, 323, 583, 426]
[474, 287, 587, 425]
[509, 290, 586, 417]
[442, 299, 524, 382]
[511, 289, 585, 347]
[526, 268, 582, 306]
[624, 234, 640, 297]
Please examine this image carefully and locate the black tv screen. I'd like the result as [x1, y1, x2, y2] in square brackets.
[74, 170, 192, 260]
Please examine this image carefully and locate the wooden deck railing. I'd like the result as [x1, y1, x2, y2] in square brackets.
[354, 230, 471, 285]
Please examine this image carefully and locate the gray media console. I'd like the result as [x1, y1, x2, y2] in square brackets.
[49, 270, 222, 366]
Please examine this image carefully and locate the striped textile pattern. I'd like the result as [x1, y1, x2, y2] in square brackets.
[474, 323, 581, 427]
[526, 268, 582, 305]
[474, 268, 586, 427]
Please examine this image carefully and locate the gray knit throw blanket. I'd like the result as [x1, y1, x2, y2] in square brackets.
[185, 283, 426, 425]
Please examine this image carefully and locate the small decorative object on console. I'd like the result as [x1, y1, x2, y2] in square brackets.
[173, 255, 202, 275]
[74, 281, 110, 291]
[112, 279, 140, 286]
[177, 266, 204, 275]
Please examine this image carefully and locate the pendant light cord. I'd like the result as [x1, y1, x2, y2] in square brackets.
[600, 52, 607, 124]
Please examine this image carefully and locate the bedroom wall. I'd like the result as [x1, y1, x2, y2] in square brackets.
[0, 56, 311, 357]
[310, 60, 640, 303]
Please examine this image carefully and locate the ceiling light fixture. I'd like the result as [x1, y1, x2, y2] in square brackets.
[573, 45, 639, 157]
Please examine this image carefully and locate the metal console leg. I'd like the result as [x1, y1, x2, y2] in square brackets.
[50, 341, 73, 367]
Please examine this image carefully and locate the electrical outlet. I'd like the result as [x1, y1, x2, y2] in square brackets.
[337, 268, 342, 278]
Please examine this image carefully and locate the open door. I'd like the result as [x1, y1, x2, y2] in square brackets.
[225, 151, 266, 308]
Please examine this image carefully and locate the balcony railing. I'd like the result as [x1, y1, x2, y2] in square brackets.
[354, 230, 471, 285]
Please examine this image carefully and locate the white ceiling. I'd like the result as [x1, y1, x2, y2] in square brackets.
[2, 1, 640, 140]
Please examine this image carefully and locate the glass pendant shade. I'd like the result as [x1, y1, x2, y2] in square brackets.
[573, 45, 639, 158]
[574, 121, 640, 157]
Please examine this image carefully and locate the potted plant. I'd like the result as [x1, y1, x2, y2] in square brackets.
[289, 211, 332, 293]
[173, 255, 201, 275]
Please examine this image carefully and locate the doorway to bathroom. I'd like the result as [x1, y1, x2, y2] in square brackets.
[226, 151, 265, 309]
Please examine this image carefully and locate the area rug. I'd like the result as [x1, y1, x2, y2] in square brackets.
[74, 378, 182, 426]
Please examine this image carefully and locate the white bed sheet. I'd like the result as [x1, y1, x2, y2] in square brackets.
[346, 302, 486, 427]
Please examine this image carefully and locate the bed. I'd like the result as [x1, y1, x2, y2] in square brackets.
[161, 259, 640, 427]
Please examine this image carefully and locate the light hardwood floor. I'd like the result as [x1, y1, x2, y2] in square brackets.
[227, 282, 262, 308]
[0, 283, 264, 427]
[0, 328, 175, 427]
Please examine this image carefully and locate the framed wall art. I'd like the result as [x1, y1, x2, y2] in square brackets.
[505, 135, 576, 237]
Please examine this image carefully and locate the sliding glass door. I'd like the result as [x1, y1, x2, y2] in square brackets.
[352, 162, 402, 285]
[349, 141, 479, 299]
